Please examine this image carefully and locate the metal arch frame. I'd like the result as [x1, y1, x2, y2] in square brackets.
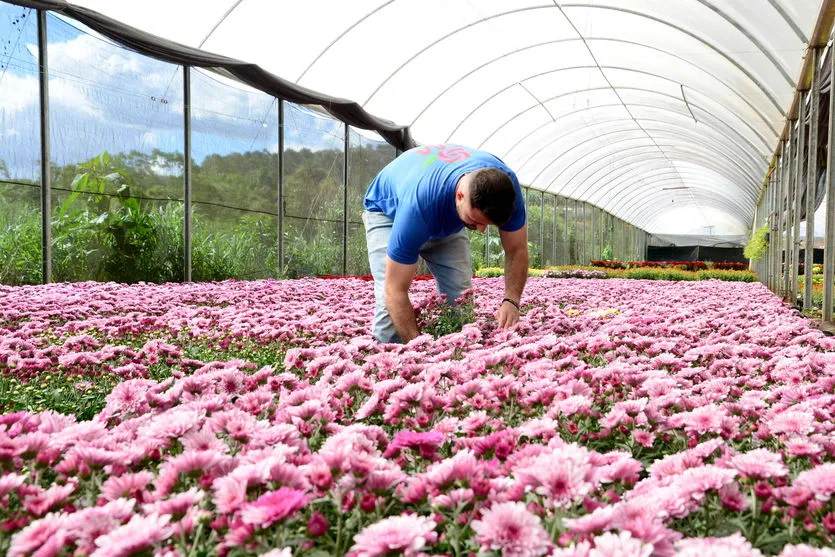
[625, 190, 751, 230]
[350, 4, 785, 122]
[496, 99, 767, 173]
[410, 37, 579, 128]
[448, 57, 775, 153]
[564, 162, 739, 214]
[623, 192, 749, 231]
[534, 118, 763, 194]
[587, 157, 758, 208]
[558, 3, 790, 107]
[615, 174, 754, 223]
[362, 5, 560, 106]
[570, 159, 755, 222]
[531, 116, 765, 190]
[522, 107, 763, 193]
[521, 124, 648, 174]
[600, 175, 751, 216]
[590, 153, 759, 202]
[198, 0, 245, 49]
[510, 118, 761, 201]
[418, 54, 773, 154]
[295, 0, 397, 82]
[620, 146, 758, 195]
[636, 122, 763, 178]
[509, 84, 769, 177]
[557, 154, 683, 201]
[604, 171, 756, 221]
[563, 134, 758, 198]
[553, 143, 671, 195]
[763, 0, 810, 43]
[694, 0, 798, 84]
[557, 147, 681, 195]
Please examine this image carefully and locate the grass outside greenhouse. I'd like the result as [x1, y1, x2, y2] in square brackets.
[1, 275, 834, 556]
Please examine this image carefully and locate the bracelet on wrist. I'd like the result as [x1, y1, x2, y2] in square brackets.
[501, 298, 520, 311]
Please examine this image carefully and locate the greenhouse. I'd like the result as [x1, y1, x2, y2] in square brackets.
[2, 0, 835, 555]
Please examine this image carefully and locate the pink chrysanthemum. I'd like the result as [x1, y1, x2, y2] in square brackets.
[22, 482, 77, 516]
[382, 430, 445, 458]
[784, 437, 823, 457]
[471, 502, 551, 557]
[590, 531, 653, 557]
[675, 532, 763, 557]
[0, 472, 26, 497]
[240, 487, 309, 527]
[350, 514, 437, 557]
[8, 512, 68, 557]
[681, 405, 725, 435]
[779, 544, 835, 556]
[730, 449, 788, 479]
[101, 471, 154, 502]
[792, 463, 835, 502]
[90, 513, 173, 557]
[257, 549, 293, 557]
[767, 410, 816, 436]
[513, 444, 594, 508]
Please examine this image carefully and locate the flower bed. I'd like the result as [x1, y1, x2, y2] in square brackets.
[589, 261, 748, 272]
[1, 278, 834, 556]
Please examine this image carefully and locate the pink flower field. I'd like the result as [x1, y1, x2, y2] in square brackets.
[1, 277, 835, 556]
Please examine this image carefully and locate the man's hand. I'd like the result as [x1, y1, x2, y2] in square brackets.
[497, 225, 528, 330]
[495, 299, 520, 329]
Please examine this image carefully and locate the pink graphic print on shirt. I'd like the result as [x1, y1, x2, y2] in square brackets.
[417, 144, 471, 166]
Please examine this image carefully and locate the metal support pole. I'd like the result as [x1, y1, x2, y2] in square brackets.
[774, 151, 784, 293]
[784, 127, 794, 296]
[793, 95, 806, 302]
[278, 100, 285, 274]
[552, 194, 557, 265]
[805, 47, 821, 310]
[485, 226, 490, 268]
[582, 202, 587, 265]
[342, 125, 349, 276]
[37, 10, 52, 284]
[767, 172, 775, 290]
[183, 66, 192, 282]
[824, 44, 835, 321]
[539, 190, 544, 267]
[563, 197, 569, 264]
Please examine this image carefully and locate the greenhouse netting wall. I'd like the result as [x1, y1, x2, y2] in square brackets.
[0, 3, 649, 285]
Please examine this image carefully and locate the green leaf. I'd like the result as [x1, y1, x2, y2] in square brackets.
[70, 172, 90, 191]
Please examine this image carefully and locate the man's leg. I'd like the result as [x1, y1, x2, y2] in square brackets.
[363, 211, 402, 344]
[420, 228, 473, 305]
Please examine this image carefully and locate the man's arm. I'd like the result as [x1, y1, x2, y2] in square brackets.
[495, 225, 529, 328]
[385, 257, 420, 342]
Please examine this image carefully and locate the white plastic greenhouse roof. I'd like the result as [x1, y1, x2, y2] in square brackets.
[23, 0, 831, 234]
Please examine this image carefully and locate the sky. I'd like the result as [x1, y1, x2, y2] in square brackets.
[0, 4, 355, 183]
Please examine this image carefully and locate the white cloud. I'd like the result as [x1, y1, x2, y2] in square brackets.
[0, 72, 38, 114]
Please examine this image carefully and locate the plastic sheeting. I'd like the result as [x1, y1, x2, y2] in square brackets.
[5, 0, 826, 234]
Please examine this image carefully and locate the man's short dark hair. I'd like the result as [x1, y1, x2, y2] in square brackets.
[469, 168, 516, 226]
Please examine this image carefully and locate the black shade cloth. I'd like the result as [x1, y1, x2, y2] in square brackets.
[9, 0, 417, 151]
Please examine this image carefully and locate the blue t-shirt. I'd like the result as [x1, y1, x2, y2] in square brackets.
[364, 144, 526, 265]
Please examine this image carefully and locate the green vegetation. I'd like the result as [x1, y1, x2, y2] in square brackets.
[475, 265, 757, 282]
[744, 224, 769, 261]
[1, 149, 642, 285]
[0, 145, 395, 284]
